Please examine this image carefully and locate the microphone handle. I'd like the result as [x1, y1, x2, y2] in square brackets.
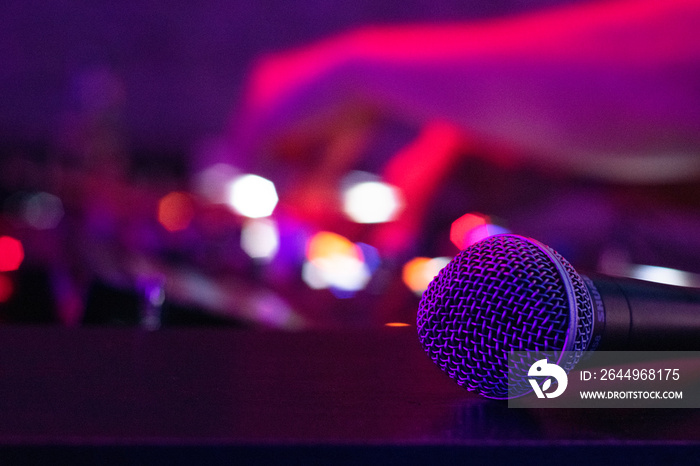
[588, 275, 700, 351]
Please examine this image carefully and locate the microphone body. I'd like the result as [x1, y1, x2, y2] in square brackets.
[416, 234, 700, 399]
[589, 274, 700, 351]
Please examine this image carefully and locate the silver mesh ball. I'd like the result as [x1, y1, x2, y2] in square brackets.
[416, 234, 594, 399]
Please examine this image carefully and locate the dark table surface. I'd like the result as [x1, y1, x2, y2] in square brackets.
[0, 326, 698, 464]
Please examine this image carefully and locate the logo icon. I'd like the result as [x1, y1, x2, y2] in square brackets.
[528, 359, 568, 398]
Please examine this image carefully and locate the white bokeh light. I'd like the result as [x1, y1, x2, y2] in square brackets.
[628, 265, 695, 287]
[343, 181, 404, 224]
[302, 256, 371, 292]
[301, 261, 328, 290]
[241, 218, 280, 261]
[226, 174, 279, 218]
[302, 231, 372, 292]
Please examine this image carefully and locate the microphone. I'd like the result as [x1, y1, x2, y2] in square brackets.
[416, 234, 700, 399]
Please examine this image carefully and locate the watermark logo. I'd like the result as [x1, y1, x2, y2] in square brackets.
[528, 359, 568, 398]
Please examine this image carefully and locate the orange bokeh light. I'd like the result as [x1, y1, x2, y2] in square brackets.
[158, 192, 195, 232]
[306, 231, 362, 263]
[402, 256, 451, 295]
[402, 257, 432, 293]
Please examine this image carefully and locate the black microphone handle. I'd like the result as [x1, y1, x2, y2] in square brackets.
[587, 275, 700, 351]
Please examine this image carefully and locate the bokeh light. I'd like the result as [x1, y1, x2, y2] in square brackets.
[628, 264, 695, 287]
[307, 231, 359, 263]
[467, 223, 510, 245]
[24, 192, 65, 230]
[158, 191, 195, 232]
[302, 231, 371, 292]
[4, 191, 65, 230]
[450, 212, 509, 249]
[241, 218, 280, 261]
[0, 274, 13, 303]
[301, 261, 328, 290]
[0, 236, 24, 272]
[193, 163, 239, 204]
[343, 180, 404, 224]
[402, 256, 450, 295]
[450, 213, 487, 250]
[356, 242, 380, 273]
[226, 174, 278, 218]
[385, 322, 410, 327]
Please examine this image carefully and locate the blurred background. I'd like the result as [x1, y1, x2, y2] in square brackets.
[1, 0, 699, 330]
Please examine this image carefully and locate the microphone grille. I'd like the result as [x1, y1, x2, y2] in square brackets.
[416, 234, 594, 399]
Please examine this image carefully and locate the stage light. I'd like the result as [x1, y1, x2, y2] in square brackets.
[450, 212, 510, 249]
[356, 242, 380, 272]
[385, 322, 410, 327]
[193, 163, 239, 204]
[306, 231, 359, 263]
[241, 218, 280, 261]
[226, 174, 278, 218]
[466, 223, 510, 245]
[302, 256, 371, 293]
[627, 264, 695, 287]
[301, 261, 328, 290]
[0, 274, 13, 303]
[4, 191, 64, 230]
[402, 256, 450, 295]
[158, 192, 195, 232]
[342, 180, 404, 224]
[302, 231, 371, 292]
[23, 192, 64, 230]
[0, 236, 24, 272]
[450, 213, 487, 249]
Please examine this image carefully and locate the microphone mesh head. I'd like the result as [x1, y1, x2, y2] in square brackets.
[416, 234, 594, 399]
